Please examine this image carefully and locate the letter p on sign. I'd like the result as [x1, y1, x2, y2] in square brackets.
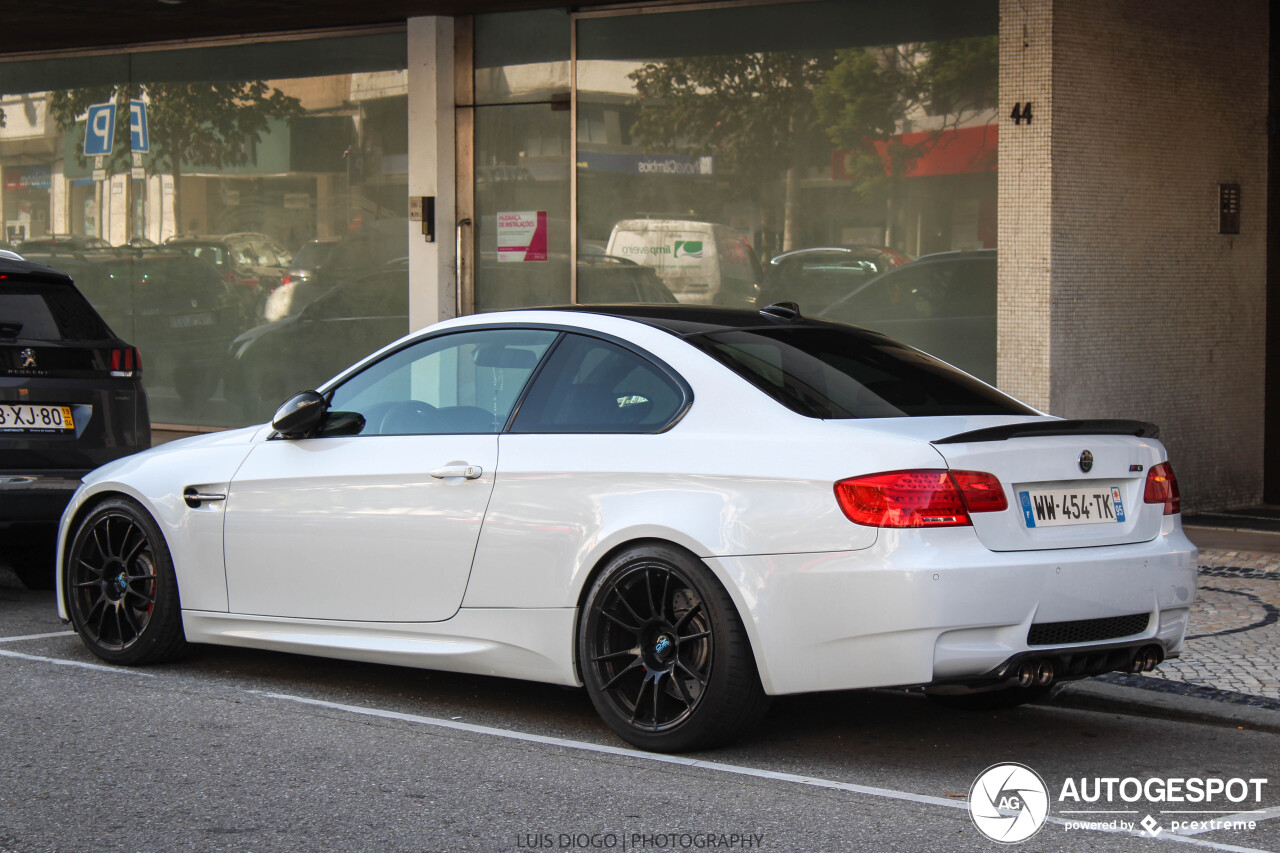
[129, 100, 149, 153]
[84, 103, 117, 157]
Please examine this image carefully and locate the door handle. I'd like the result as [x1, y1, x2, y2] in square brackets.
[430, 464, 483, 480]
[183, 486, 227, 508]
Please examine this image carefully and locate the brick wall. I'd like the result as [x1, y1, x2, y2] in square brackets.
[999, 0, 1269, 512]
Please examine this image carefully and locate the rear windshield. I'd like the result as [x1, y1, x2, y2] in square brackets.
[0, 281, 115, 342]
[691, 326, 1035, 418]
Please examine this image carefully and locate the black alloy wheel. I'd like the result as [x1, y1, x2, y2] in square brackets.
[579, 543, 768, 752]
[65, 497, 187, 665]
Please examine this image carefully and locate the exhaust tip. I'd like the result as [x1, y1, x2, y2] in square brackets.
[1035, 660, 1055, 687]
[1016, 661, 1037, 688]
[1142, 645, 1164, 672]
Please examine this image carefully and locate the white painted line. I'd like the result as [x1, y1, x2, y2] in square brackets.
[258, 691, 1271, 853]
[0, 648, 153, 676]
[255, 690, 968, 808]
[0, 630, 76, 644]
[0, 646, 1271, 853]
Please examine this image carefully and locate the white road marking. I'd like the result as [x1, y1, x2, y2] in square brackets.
[0, 630, 76, 644]
[0, 648, 153, 676]
[0, 645, 1273, 853]
[258, 691, 1274, 853]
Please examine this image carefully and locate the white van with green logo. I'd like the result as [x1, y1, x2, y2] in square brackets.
[604, 219, 762, 306]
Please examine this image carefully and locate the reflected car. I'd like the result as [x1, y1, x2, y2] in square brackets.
[227, 266, 409, 419]
[757, 247, 908, 314]
[605, 219, 762, 307]
[264, 238, 342, 322]
[24, 249, 243, 404]
[17, 235, 113, 254]
[820, 249, 997, 383]
[165, 233, 293, 319]
[576, 253, 678, 304]
[1, 256, 148, 589]
[57, 303, 1195, 752]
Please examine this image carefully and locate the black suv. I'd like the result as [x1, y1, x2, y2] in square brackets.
[0, 256, 149, 589]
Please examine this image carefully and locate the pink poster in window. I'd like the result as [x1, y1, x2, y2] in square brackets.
[496, 211, 548, 262]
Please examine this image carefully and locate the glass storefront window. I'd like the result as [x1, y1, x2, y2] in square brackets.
[474, 0, 999, 381]
[0, 33, 409, 427]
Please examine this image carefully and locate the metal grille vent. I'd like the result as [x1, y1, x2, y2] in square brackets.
[1027, 613, 1150, 646]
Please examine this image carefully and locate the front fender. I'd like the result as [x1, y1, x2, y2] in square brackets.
[55, 426, 266, 619]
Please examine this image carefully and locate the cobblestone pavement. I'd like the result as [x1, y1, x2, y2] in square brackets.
[1129, 547, 1280, 703]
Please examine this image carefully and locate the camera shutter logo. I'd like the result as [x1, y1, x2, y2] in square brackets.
[969, 763, 1050, 844]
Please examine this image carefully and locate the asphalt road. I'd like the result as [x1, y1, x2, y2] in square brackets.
[2, 565, 1279, 853]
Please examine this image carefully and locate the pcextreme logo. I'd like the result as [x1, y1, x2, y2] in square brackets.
[967, 763, 1270, 843]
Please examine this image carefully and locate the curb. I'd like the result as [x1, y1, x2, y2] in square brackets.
[1046, 679, 1280, 734]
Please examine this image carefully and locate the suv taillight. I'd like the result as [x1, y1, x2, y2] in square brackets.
[109, 347, 141, 375]
[1143, 462, 1181, 515]
[834, 469, 1007, 528]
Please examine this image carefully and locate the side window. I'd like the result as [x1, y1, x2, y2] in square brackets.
[327, 328, 558, 435]
[512, 334, 685, 434]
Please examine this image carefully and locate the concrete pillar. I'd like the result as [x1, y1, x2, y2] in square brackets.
[407, 16, 457, 331]
[998, 0, 1269, 512]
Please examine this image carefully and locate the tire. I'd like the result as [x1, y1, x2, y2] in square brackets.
[6, 526, 57, 590]
[12, 554, 56, 590]
[64, 498, 188, 666]
[578, 542, 769, 752]
[925, 683, 1050, 711]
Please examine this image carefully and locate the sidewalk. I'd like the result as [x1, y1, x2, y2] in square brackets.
[1051, 524, 1280, 729]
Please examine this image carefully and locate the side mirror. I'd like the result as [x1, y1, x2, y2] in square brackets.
[271, 390, 327, 438]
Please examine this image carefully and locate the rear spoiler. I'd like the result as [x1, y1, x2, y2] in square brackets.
[932, 419, 1159, 445]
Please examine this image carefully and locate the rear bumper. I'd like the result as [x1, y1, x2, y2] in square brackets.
[707, 518, 1197, 696]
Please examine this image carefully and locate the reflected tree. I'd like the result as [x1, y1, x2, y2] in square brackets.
[48, 82, 303, 235]
[814, 37, 998, 238]
[627, 37, 997, 253]
[628, 52, 837, 253]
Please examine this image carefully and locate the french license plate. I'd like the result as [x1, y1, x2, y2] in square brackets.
[0, 404, 75, 434]
[1019, 486, 1125, 528]
[170, 312, 215, 328]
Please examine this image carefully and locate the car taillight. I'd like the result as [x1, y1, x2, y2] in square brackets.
[1143, 462, 1181, 515]
[834, 469, 1007, 528]
[109, 347, 141, 375]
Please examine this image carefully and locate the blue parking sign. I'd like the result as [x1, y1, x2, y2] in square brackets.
[129, 100, 149, 153]
[83, 103, 116, 157]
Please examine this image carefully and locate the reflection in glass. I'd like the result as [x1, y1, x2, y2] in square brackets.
[0, 34, 409, 428]
[574, 1, 998, 323]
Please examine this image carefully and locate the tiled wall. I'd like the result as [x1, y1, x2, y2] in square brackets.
[999, 0, 1269, 512]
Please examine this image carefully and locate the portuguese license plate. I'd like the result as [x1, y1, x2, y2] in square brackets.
[0, 404, 76, 434]
[1019, 486, 1125, 528]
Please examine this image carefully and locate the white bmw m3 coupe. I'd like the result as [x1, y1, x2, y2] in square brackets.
[55, 304, 1197, 752]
